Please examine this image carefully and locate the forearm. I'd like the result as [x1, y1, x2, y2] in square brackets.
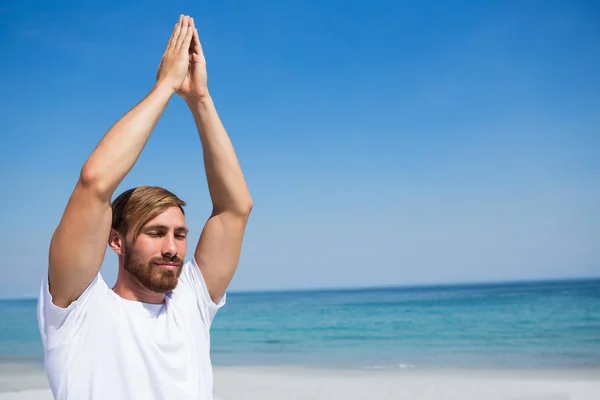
[81, 83, 174, 199]
[187, 95, 252, 215]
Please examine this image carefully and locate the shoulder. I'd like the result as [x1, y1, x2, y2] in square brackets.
[168, 258, 226, 326]
[38, 272, 110, 349]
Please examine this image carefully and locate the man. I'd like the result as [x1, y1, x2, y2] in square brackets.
[37, 15, 252, 400]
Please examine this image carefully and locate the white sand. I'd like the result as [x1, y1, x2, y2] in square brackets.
[1, 365, 599, 400]
[0, 390, 52, 400]
[215, 367, 600, 400]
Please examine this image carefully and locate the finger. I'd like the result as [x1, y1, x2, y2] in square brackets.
[191, 27, 205, 65]
[188, 17, 196, 54]
[193, 28, 202, 56]
[175, 16, 190, 52]
[167, 15, 184, 51]
[179, 17, 194, 53]
[189, 16, 195, 33]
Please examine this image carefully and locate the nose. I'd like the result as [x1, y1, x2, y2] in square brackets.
[162, 234, 178, 259]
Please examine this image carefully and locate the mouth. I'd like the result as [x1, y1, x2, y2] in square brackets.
[154, 263, 180, 271]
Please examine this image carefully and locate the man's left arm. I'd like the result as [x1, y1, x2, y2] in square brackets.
[179, 21, 252, 303]
[187, 95, 253, 303]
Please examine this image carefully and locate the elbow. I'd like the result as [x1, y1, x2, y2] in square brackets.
[216, 197, 253, 218]
[240, 198, 253, 216]
[232, 198, 253, 218]
[79, 166, 113, 201]
[79, 165, 99, 187]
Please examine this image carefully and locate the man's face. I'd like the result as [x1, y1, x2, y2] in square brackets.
[123, 206, 188, 293]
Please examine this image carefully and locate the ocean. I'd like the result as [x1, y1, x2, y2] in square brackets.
[1, 279, 599, 370]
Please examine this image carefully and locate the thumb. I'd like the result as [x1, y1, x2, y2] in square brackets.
[191, 53, 202, 63]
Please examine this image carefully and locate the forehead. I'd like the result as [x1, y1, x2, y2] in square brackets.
[144, 206, 187, 228]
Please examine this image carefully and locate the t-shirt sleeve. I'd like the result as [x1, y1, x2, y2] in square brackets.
[37, 272, 109, 350]
[174, 258, 226, 327]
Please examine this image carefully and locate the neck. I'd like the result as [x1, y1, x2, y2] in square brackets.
[113, 268, 165, 304]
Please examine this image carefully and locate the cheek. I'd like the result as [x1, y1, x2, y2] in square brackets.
[133, 239, 161, 260]
[178, 240, 188, 257]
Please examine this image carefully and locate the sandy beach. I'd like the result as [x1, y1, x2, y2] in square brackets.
[1, 364, 599, 400]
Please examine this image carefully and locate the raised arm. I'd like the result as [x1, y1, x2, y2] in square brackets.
[178, 20, 253, 303]
[48, 15, 195, 308]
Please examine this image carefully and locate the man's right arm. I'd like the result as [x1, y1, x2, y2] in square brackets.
[48, 15, 195, 308]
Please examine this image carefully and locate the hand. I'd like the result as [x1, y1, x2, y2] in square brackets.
[156, 15, 194, 93]
[177, 18, 209, 102]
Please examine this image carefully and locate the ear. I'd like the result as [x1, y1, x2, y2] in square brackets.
[108, 229, 125, 255]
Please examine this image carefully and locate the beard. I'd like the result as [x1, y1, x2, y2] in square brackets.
[123, 242, 184, 293]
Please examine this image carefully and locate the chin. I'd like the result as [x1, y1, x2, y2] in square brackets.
[132, 271, 180, 294]
[125, 259, 183, 294]
[150, 271, 181, 293]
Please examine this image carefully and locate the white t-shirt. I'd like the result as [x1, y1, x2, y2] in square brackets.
[37, 258, 226, 400]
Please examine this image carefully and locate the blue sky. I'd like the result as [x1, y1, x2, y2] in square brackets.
[1, 0, 599, 299]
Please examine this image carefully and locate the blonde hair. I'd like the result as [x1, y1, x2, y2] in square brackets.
[111, 186, 186, 242]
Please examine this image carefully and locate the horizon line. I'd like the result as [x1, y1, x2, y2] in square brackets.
[1, 274, 599, 302]
[226, 274, 600, 296]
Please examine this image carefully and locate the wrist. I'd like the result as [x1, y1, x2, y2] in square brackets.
[153, 80, 177, 97]
[182, 90, 212, 106]
[185, 96, 213, 112]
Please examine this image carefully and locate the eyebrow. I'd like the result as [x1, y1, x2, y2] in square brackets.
[144, 224, 189, 234]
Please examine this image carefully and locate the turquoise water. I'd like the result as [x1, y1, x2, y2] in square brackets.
[1, 279, 599, 370]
